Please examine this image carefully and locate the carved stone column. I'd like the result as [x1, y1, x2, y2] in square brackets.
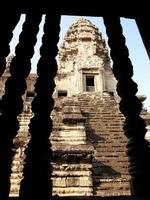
[0, 12, 42, 199]
[19, 13, 61, 200]
[103, 17, 150, 199]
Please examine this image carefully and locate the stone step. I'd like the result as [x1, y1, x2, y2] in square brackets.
[8, 196, 133, 199]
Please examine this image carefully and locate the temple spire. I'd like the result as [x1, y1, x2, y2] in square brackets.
[55, 18, 117, 99]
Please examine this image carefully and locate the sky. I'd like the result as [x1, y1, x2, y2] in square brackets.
[9, 15, 150, 111]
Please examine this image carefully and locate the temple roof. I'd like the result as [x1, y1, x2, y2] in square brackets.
[62, 17, 102, 41]
[58, 18, 108, 63]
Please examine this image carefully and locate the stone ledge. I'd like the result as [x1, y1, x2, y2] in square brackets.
[8, 196, 134, 200]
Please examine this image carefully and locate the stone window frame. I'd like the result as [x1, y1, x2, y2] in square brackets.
[83, 73, 96, 92]
[57, 90, 68, 98]
[85, 75, 95, 92]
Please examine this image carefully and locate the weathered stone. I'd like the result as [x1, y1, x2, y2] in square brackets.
[0, 18, 150, 197]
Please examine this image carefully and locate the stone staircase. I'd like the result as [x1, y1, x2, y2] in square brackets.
[9, 92, 131, 197]
[77, 92, 130, 196]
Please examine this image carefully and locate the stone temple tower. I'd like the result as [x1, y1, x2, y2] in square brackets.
[51, 18, 130, 196]
[1, 18, 150, 197]
[54, 18, 118, 100]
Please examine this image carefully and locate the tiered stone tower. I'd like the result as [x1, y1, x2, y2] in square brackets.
[55, 18, 118, 99]
[0, 18, 150, 197]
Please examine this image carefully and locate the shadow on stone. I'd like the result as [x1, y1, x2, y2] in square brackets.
[83, 112, 106, 145]
[92, 160, 121, 195]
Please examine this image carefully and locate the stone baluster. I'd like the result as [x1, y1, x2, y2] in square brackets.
[0, 13, 42, 199]
[0, 12, 20, 76]
[19, 13, 60, 199]
[103, 17, 150, 199]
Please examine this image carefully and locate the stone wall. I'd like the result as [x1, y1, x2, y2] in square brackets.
[51, 99, 93, 196]
[1, 73, 150, 198]
[51, 92, 131, 197]
[7, 91, 131, 197]
[1, 18, 150, 198]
